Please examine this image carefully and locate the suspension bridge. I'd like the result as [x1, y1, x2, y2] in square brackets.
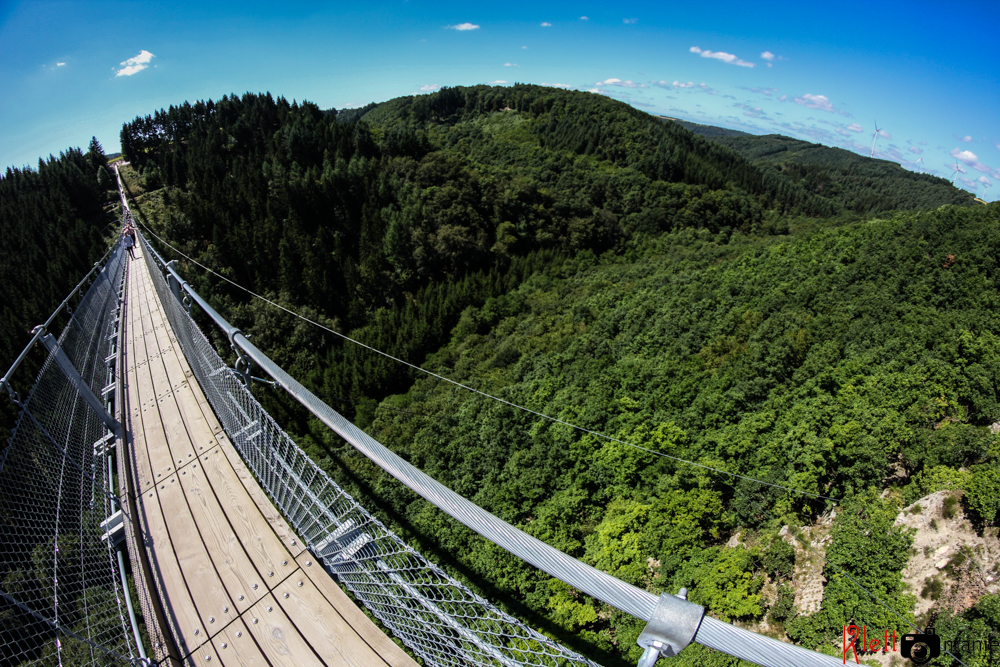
[0, 168, 847, 666]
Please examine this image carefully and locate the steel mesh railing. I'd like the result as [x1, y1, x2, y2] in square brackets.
[0, 242, 144, 666]
[139, 234, 601, 667]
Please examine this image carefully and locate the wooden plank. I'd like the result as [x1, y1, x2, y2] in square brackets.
[197, 447, 299, 586]
[272, 571, 403, 667]
[215, 431, 306, 559]
[131, 270, 191, 485]
[183, 637, 222, 667]
[294, 552, 419, 667]
[135, 269, 201, 471]
[125, 257, 159, 495]
[156, 474, 240, 637]
[210, 618, 267, 667]
[242, 593, 325, 666]
[138, 482, 209, 658]
[144, 277, 217, 464]
[175, 458, 268, 614]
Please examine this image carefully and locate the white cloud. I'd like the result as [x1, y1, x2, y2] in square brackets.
[960, 135, 973, 142]
[846, 123, 863, 132]
[420, 84, 440, 92]
[596, 78, 646, 88]
[116, 50, 154, 76]
[522, 45, 527, 49]
[951, 148, 978, 165]
[448, 22, 480, 30]
[793, 93, 851, 116]
[689, 46, 754, 67]
[541, 22, 552, 27]
[778, 95, 787, 101]
[580, 16, 589, 20]
[56, 62, 66, 67]
[878, 129, 891, 139]
[909, 146, 923, 154]
[673, 80, 695, 88]
[794, 93, 833, 111]
[541, 82, 572, 89]
[761, 51, 775, 61]
[488, 80, 508, 85]
[979, 176, 992, 186]
[504, 62, 517, 67]
[623, 18, 638, 24]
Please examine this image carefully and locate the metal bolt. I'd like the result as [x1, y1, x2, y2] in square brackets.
[306, 561, 312, 567]
[223, 606, 229, 613]
[252, 618, 258, 625]
[291, 540, 296, 545]
[283, 592, 289, 599]
[268, 571, 274, 577]
[236, 631, 242, 638]
[252, 583, 258, 590]
[238, 595, 244, 601]
[297, 581, 303, 587]
[209, 617, 215, 623]
[205, 656, 211, 662]
[194, 629, 200, 635]
[266, 606, 272, 612]
[221, 643, 227, 649]
[281, 560, 287, 566]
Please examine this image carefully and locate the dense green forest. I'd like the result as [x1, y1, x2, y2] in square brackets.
[0, 139, 118, 428]
[108, 85, 1000, 666]
[701, 132, 975, 215]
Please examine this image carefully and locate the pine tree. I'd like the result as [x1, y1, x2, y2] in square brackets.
[87, 136, 107, 169]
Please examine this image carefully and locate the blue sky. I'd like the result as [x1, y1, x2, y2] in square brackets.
[2, 0, 998, 201]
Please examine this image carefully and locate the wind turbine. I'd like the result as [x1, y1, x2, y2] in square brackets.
[950, 162, 964, 184]
[869, 120, 883, 157]
[914, 157, 923, 172]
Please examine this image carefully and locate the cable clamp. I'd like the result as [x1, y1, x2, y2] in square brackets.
[636, 589, 704, 666]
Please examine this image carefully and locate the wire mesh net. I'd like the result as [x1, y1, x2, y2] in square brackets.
[140, 233, 601, 667]
[0, 243, 144, 666]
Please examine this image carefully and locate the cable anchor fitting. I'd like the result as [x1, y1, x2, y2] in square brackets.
[230, 332, 252, 388]
[635, 588, 704, 667]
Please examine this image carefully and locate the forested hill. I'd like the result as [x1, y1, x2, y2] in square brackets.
[117, 85, 842, 406]
[700, 131, 974, 214]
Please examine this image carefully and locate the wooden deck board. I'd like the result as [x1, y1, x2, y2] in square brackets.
[137, 481, 210, 657]
[176, 457, 268, 614]
[123, 248, 418, 667]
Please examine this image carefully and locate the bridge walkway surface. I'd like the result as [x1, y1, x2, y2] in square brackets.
[121, 240, 418, 667]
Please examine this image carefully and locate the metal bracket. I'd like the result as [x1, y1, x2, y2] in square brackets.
[231, 336, 252, 388]
[636, 589, 704, 666]
[100, 510, 125, 546]
[39, 332, 119, 434]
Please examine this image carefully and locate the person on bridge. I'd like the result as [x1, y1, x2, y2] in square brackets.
[123, 227, 136, 259]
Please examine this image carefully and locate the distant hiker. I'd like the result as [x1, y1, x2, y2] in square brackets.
[124, 230, 136, 259]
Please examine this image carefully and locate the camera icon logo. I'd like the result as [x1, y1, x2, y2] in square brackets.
[901, 628, 940, 664]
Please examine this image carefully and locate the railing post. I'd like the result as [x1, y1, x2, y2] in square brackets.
[165, 260, 183, 304]
[38, 330, 119, 433]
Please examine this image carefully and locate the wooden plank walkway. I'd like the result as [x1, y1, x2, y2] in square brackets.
[121, 242, 418, 667]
